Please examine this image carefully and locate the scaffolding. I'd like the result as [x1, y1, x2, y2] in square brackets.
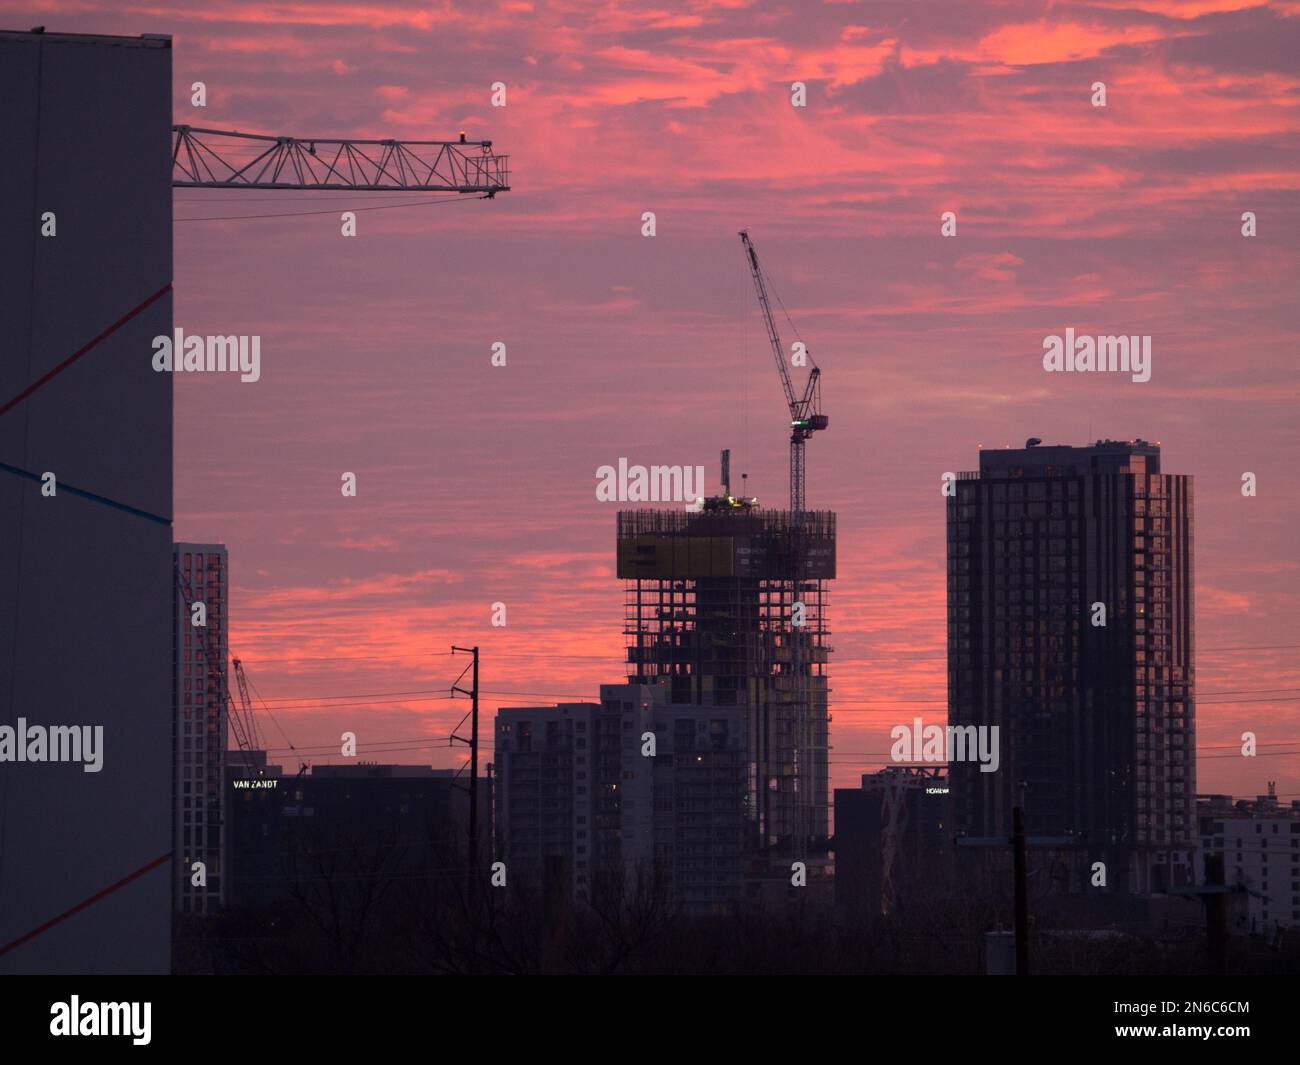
[617, 507, 835, 860]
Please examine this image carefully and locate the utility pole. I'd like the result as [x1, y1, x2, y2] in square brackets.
[1205, 853, 1228, 975]
[451, 645, 480, 890]
[1012, 805, 1029, 976]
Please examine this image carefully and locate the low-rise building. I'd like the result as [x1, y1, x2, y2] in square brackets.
[225, 756, 484, 907]
[494, 681, 746, 914]
[1196, 786, 1300, 935]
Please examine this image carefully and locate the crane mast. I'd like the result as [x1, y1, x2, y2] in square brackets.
[738, 230, 827, 512]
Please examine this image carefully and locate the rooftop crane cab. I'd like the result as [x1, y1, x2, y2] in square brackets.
[795, 415, 829, 432]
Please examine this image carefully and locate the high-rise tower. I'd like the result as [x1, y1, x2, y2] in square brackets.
[173, 542, 228, 914]
[946, 439, 1194, 892]
[617, 500, 835, 859]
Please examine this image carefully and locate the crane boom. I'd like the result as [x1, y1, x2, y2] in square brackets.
[172, 126, 510, 194]
[738, 230, 827, 511]
[232, 658, 264, 755]
[173, 563, 253, 761]
[741, 230, 799, 414]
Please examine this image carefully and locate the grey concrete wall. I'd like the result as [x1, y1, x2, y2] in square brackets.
[0, 31, 173, 973]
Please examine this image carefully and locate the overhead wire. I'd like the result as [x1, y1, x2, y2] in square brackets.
[175, 193, 488, 222]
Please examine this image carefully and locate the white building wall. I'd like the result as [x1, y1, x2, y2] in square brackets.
[1199, 815, 1300, 934]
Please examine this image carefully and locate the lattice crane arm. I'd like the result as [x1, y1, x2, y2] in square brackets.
[740, 229, 798, 417]
[738, 230, 828, 512]
[172, 125, 510, 194]
[173, 564, 255, 759]
[232, 658, 264, 754]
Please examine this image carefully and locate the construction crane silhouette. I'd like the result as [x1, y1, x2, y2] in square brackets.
[739, 230, 827, 512]
[172, 566, 273, 771]
[229, 658, 264, 766]
[172, 126, 510, 195]
[168, 119, 506, 773]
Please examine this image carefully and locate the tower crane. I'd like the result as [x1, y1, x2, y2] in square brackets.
[172, 126, 509, 194]
[172, 566, 263, 768]
[229, 658, 265, 770]
[167, 121, 506, 773]
[739, 231, 827, 512]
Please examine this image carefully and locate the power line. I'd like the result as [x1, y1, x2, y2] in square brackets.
[249, 735, 1300, 758]
[172, 192, 459, 203]
[243, 671, 301, 756]
[231, 694, 458, 713]
[236, 651, 457, 664]
[225, 644, 1300, 666]
[823, 749, 1300, 766]
[257, 738, 455, 756]
[174, 193, 485, 222]
[238, 683, 1300, 712]
[253, 687, 455, 705]
[828, 696, 1300, 711]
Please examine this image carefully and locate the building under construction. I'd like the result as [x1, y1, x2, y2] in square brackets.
[617, 501, 835, 861]
[495, 231, 834, 906]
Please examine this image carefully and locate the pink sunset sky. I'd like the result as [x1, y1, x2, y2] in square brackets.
[10, 0, 1299, 801]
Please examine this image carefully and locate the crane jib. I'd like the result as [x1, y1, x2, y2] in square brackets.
[738, 230, 828, 512]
